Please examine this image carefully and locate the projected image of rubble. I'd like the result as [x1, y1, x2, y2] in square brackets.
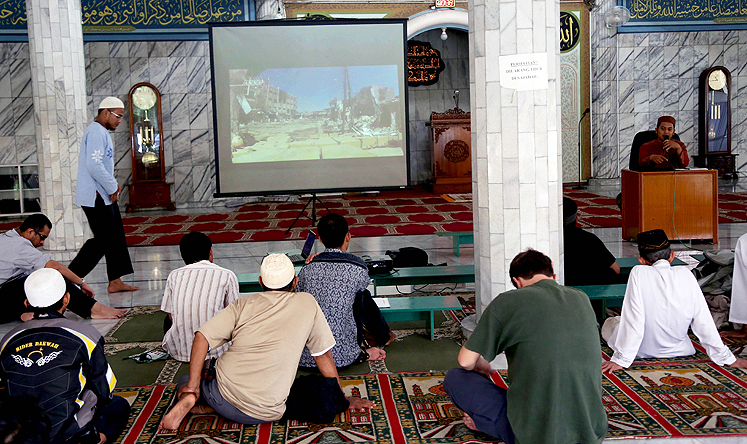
[229, 66, 404, 163]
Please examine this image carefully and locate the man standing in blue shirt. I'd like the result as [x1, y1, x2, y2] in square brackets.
[70, 97, 138, 294]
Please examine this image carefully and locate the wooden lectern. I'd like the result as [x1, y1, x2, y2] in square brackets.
[621, 169, 718, 242]
[426, 108, 472, 194]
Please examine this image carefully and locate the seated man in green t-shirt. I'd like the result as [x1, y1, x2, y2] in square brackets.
[443, 249, 607, 444]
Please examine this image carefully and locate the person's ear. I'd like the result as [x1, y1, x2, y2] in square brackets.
[62, 292, 70, 308]
[209, 248, 214, 262]
[512, 277, 521, 288]
[345, 232, 351, 242]
[552, 274, 557, 280]
[638, 256, 647, 265]
[290, 276, 299, 291]
[24, 299, 30, 308]
[668, 250, 675, 263]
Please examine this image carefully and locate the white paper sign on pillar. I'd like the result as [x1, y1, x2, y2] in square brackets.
[499, 53, 549, 91]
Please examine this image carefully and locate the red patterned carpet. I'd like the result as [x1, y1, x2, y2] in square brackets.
[120, 194, 473, 246]
[1, 189, 744, 246]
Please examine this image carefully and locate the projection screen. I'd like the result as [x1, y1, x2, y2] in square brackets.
[209, 19, 411, 196]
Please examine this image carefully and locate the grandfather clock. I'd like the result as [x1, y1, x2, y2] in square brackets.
[695, 66, 736, 177]
[126, 83, 175, 212]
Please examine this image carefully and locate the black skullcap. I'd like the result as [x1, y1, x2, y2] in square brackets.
[563, 197, 578, 226]
[637, 229, 670, 252]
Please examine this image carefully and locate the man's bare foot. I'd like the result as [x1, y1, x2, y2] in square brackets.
[347, 396, 375, 410]
[721, 327, 747, 339]
[385, 331, 396, 346]
[90, 302, 127, 319]
[96, 432, 107, 444]
[20, 312, 33, 322]
[190, 404, 215, 414]
[160, 392, 198, 430]
[108, 278, 139, 293]
[462, 413, 479, 432]
[366, 347, 386, 361]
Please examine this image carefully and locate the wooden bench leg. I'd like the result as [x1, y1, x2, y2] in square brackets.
[452, 237, 460, 257]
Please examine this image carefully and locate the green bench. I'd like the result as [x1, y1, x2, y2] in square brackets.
[378, 295, 463, 340]
[436, 231, 474, 256]
[572, 284, 627, 324]
[371, 264, 475, 296]
[617, 256, 687, 275]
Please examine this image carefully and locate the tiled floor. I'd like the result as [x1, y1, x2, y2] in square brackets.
[3, 179, 747, 444]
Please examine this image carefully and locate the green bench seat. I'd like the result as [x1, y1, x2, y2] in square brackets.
[378, 295, 463, 340]
[572, 283, 627, 324]
[617, 257, 687, 275]
[371, 264, 475, 296]
[436, 231, 474, 256]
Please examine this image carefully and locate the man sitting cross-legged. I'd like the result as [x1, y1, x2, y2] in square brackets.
[0, 268, 130, 444]
[296, 212, 394, 368]
[602, 229, 747, 373]
[161, 232, 240, 362]
[160, 253, 375, 429]
[720, 232, 747, 339]
[443, 249, 607, 444]
[0, 213, 125, 323]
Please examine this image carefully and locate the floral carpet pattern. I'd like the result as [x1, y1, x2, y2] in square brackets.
[115, 361, 747, 444]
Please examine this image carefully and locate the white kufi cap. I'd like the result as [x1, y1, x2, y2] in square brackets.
[24, 268, 66, 308]
[98, 96, 124, 110]
[260, 253, 295, 289]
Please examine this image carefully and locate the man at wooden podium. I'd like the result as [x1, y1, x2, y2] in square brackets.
[638, 116, 689, 170]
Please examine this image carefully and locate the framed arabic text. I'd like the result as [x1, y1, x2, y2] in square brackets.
[0, 0, 246, 35]
[621, 0, 747, 32]
[407, 40, 445, 87]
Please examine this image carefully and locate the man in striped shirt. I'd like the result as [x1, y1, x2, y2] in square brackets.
[161, 232, 240, 362]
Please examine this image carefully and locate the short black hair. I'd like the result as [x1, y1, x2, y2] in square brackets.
[317, 212, 349, 249]
[562, 197, 578, 226]
[19, 214, 51, 233]
[640, 247, 671, 264]
[31, 295, 65, 315]
[179, 232, 212, 265]
[260, 280, 294, 292]
[509, 249, 554, 288]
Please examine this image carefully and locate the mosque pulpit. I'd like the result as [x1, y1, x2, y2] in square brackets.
[426, 108, 472, 194]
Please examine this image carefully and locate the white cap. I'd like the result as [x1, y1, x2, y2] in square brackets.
[24, 268, 66, 308]
[260, 253, 295, 289]
[98, 96, 124, 110]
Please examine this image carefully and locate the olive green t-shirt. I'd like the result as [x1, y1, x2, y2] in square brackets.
[466, 279, 607, 444]
[199, 291, 336, 421]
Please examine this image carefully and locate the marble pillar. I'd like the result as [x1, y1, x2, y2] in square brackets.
[25, 0, 88, 257]
[470, 0, 564, 315]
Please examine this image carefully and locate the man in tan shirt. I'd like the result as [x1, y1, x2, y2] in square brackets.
[160, 254, 375, 428]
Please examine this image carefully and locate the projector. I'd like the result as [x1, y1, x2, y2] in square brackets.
[362, 255, 393, 275]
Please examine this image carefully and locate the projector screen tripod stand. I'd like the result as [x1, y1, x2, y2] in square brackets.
[284, 193, 332, 234]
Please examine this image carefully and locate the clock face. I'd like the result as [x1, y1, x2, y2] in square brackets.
[708, 70, 727, 90]
[132, 86, 157, 110]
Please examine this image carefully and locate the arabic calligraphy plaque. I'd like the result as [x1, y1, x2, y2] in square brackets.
[0, 0, 245, 31]
[559, 12, 580, 53]
[408, 40, 445, 87]
[624, 0, 747, 30]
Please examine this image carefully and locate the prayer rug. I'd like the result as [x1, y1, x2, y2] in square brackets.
[115, 373, 501, 444]
[601, 338, 747, 438]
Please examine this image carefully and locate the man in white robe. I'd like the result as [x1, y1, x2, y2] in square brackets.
[601, 229, 747, 373]
[721, 232, 747, 338]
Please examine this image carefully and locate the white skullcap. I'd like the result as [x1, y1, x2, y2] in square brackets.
[98, 96, 124, 110]
[24, 268, 66, 308]
[260, 253, 295, 289]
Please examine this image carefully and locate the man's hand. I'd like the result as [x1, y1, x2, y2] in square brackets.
[177, 382, 200, 402]
[602, 360, 624, 374]
[81, 282, 95, 298]
[728, 358, 747, 369]
[649, 154, 668, 164]
[305, 253, 319, 265]
[110, 185, 121, 203]
[347, 396, 376, 410]
[473, 356, 496, 377]
[662, 139, 682, 155]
